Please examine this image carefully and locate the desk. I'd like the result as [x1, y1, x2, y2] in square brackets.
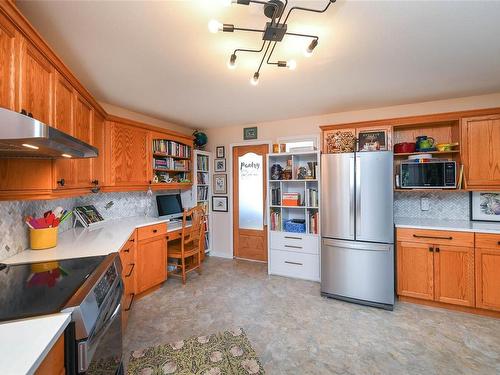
[166, 221, 191, 242]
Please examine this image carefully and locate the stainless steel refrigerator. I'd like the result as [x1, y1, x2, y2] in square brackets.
[321, 151, 394, 310]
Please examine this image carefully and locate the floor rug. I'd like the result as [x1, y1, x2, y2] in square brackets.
[127, 328, 265, 375]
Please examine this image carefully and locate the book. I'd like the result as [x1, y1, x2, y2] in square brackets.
[73, 205, 104, 227]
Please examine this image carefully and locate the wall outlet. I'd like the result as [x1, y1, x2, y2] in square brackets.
[420, 197, 430, 211]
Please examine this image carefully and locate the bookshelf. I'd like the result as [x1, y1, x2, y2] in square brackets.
[193, 150, 212, 253]
[267, 150, 321, 282]
[151, 136, 193, 189]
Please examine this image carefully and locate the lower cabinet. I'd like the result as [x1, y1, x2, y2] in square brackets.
[136, 235, 167, 294]
[35, 333, 65, 375]
[396, 241, 434, 300]
[119, 233, 137, 331]
[269, 232, 319, 281]
[475, 234, 500, 311]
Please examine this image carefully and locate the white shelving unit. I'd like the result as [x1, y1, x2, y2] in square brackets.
[267, 150, 321, 282]
[193, 150, 212, 253]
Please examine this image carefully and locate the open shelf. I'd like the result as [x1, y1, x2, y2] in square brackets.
[153, 152, 191, 160]
[394, 150, 459, 157]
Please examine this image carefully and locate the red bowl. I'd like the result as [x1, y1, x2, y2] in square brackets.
[394, 142, 416, 153]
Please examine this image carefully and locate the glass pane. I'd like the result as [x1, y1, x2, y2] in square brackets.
[238, 152, 263, 230]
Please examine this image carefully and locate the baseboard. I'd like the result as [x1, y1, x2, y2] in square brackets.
[208, 251, 234, 259]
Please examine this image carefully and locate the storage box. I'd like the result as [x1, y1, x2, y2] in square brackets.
[29, 227, 58, 250]
[284, 220, 306, 233]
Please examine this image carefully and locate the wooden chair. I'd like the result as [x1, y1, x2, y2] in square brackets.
[167, 206, 205, 284]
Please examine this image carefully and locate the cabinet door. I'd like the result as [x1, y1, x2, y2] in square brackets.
[136, 236, 166, 293]
[73, 93, 93, 187]
[434, 245, 474, 307]
[92, 111, 106, 187]
[0, 12, 17, 111]
[475, 247, 500, 311]
[462, 115, 500, 188]
[397, 241, 434, 300]
[52, 72, 75, 189]
[18, 37, 54, 124]
[109, 122, 150, 186]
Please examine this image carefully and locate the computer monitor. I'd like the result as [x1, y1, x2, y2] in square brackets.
[156, 194, 183, 220]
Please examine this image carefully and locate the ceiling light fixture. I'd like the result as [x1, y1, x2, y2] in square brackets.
[22, 143, 39, 150]
[61, 153, 72, 158]
[209, 0, 336, 84]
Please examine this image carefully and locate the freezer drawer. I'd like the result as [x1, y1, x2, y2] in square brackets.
[269, 249, 319, 281]
[321, 238, 394, 306]
[269, 231, 319, 255]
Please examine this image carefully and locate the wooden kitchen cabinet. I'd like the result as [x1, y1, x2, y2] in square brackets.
[106, 121, 151, 187]
[397, 241, 434, 300]
[475, 233, 500, 311]
[136, 234, 166, 294]
[35, 332, 65, 375]
[434, 245, 475, 307]
[92, 111, 106, 187]
[120, 232, 137, 330]
[461, 114, 500, 189]
[18, 36, 54, 125]
[73, 93, 93, 187]
[0, 11, 17, 111]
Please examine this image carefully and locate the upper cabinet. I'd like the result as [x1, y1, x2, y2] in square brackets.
[92, 111, 106, 188]
[0, 12, 17, 111]
[18, 36, 54, 124]
[73, 93, 93, 187]
[461, 115, 500, 190]
[106, 121, 151, 188]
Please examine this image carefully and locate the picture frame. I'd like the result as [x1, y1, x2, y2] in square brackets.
[358, 130, 387, 152]
[216, 146, 225, 158]
[243, 126, 258, 140]
[213, 174, 227, 194]
[212, 196, 228, 212]
[470, 192, 500, 222]
[214, 158, 226, 172]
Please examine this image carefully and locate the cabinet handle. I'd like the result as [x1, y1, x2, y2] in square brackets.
[125, 293, 135, 311]
[497, 241, 500, 246]
[20, 109, 27, 116]
[284, 261, 303, 266]
[285, 245, 302, 249]
[123, 248, 130, 253]
[429, 246, 434, 252]
[125, 263, 135, 278]
[28, 112, 33, 118]
[284, 236, 302, 240]
[57, 179, 65, 186]
[413, 234, 452, 240]
[153, 229, 158, 233]
[435, 247, 440, 253]
[129, 238, 135, 243]
[91, 179, 99, 186]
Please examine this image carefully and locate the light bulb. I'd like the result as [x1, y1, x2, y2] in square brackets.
[208, 19, 222, 33]
[250, 72, 259, 86]
[286, 60, 297, 70]
[221, 0, 234, 6]
[227, 54, 237, 69]
[305, 39, 318, 57]
[304, 50, 313, 58]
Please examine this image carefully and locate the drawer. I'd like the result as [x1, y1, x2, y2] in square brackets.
[475, 233, 500, 249]
[270, 231, 319, 254]
[137, 223, 167, 241]
[397, 228, 474, 247]
[122, 263, 136, 294]
[269, 249, 319, 281]
[166, 230, 182, 242]
[120, 237, 136, 264]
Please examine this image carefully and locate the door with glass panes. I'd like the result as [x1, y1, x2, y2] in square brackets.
[232, 144, 268, 261]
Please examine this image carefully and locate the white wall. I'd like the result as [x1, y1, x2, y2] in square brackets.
[99, 102, 195, 135]
[204, 93, 500, 258]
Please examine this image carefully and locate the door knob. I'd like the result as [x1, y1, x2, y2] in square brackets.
[57, 179, 65, 186]
[91, 179, 99, 186]
[435, 247, 440, 253]
[428, 246, 434, 252]
[20, 109, 27, 115]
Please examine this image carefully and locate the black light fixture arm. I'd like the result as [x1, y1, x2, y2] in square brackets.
[265, 41, 279, 65]
[284, 31, 319, 41]
[282, 0, 336, 25]
[257, 41, 273, 73]
[234, 40, 266, 56]
[233, 26, 265, 33]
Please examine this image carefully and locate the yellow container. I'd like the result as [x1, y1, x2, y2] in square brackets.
[29, 227, 58, 250]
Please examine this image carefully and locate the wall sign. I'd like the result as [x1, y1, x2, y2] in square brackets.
[243, 126, 258, 140]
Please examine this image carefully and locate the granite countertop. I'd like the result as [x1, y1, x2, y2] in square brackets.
[394, 217, 500, 234]
[2, 216, 169, 265]
[0, 313, 71, 375]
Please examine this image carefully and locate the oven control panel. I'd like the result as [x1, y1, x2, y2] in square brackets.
[93, 264, 117, 308]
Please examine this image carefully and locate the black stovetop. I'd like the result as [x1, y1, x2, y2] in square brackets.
[0, 256, 105, 322]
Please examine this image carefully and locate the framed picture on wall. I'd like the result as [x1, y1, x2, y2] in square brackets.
[216, 146, 225, 158]
[358, 130, 387, 151]
[212, 196, 228, 212]
[213, 174, 227, 194]
[243, 126, 258, 140]
[214, 158, 226, 172]
[470, 192, 500, 222]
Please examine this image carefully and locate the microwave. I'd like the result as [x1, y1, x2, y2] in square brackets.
[400, 160, 456, 189]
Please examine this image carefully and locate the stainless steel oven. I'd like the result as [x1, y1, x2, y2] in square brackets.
[63, 253, 123, 374]
[400, 160, 456, 189]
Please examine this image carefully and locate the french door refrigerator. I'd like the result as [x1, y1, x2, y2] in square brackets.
[321, 151, 394, 310]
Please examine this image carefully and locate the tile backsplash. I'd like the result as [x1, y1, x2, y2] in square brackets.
[394, 191, 470, 220]
[0, 189, 194, 261]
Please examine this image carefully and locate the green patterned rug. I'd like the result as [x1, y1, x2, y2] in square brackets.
[127, 328, 265, 375]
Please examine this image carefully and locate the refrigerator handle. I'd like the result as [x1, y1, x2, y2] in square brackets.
[355, 156, 361, 237]
[349, 157, 355, 237]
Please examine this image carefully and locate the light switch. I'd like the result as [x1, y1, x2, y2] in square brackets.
[420, 197, 430, 211]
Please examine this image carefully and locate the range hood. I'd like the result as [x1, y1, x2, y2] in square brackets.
[0, 108, 98, 159]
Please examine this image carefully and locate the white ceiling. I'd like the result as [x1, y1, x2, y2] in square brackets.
[17, 0, 500, 129]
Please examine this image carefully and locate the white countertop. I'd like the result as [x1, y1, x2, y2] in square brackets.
[394, 217, 500, 234]
[3, 216, 170, 265]
[0, 313, 71, 375]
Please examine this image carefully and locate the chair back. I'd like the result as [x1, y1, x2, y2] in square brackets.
[180, 205, 205, 254]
